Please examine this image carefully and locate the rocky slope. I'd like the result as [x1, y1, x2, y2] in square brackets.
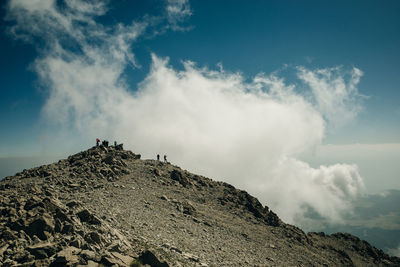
[1, 145, 399, 266]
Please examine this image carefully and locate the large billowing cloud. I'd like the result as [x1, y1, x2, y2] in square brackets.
[6, 0, 365, 226]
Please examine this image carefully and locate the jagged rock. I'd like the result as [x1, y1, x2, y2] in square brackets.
[101, 251, 133, 266]
[0, 244, 9, 256]
[77, 209, 101, 225]
[103, 155, 116, 165]
[154, 168, 161, 176]
[24, 196, 44, 210]
[77, 260, 99, 267]
[182, 252, 199, 262]
[26, 215, 55, 240]
[85, 231, 102, 244]
[2, 259, 18, 267]
[61, 222, 75, 234]
[66, 200, 81, 208]
[1, 146, 399, 267]
[80, 250, 98, 261]
[139, 250, 170, 267]
[52, 246, 81, 266]
[170, 170, 189, 187]
[177, 200, 196, 215]
[0, 229, 17, 241]
[27, 242, 57, 259]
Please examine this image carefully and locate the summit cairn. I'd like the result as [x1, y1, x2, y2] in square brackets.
[0, 146, 399, 266]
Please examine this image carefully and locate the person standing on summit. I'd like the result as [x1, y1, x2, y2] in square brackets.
[164, 155, 167, 163]
[157, 154, 160, 161]
[96, 138, 100, 146]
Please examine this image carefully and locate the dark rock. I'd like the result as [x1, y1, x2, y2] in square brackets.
[27, 242, 57, 259]
[14, 250, 34, 263]
[170, 170, 189, 187]
[103, 155, 116, 165]
[55, 208, 70, 222]
[54, 218, 62, 232]
[180, 201, 196, 216]
[77, 209, 101, 225]
[52, 246, 80, 266]
[66, 201, 81, 208]
[24, 196, 44, 211]
[61, 222, 75, 234]
[154, 168, 161, 176]
[69, 237, 84, 249]
[80, 250, 97, 261]
[85, 231, 102, 244]
[26, 215, 55, 240]
[139, 250, 170, 267]
[101, 251, 133, 266]
[1, 229, 17, 241]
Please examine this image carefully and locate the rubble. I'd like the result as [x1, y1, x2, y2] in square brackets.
[0, 145, 399, 266]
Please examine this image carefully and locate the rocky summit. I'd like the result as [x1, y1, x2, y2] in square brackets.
[0, 146, 399, 267]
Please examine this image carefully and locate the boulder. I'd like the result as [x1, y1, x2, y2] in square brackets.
[170, 170, 189, 187]
[80, 250, 98, 261]
[103, 155, 116, 165]
[138, 250, 170, 267]
[77, 209, 101, 225]
[52, 246, 81, 266]
[85, 231, 102, 244]
[1, 229, 17, 241]
[104, 252, 134, 266]
[175, 200, 196, 216]
[27, 242, 57, 259]
[24, 196, 44, 211]
[26, 215, 55, 240]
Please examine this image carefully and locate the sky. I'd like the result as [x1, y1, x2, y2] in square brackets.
[0, 0, 399, 228]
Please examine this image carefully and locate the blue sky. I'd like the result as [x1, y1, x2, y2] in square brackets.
[0, 0, 399, 225]
[1, 0, 399, 152]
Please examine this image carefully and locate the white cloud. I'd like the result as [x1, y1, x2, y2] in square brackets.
[301, 143, 400, 194]
[388, 245, 400, 257]
[297, 66, 364, 128]
[6, 0, 366, 227]
[166, 0, 192, 30]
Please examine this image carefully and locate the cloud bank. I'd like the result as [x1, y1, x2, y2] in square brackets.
[6, 0, 365, 226]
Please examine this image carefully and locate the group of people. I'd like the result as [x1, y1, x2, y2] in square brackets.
[157, 154, 168, 163]
[96, 138, 167, 162]
[96, 138, 117, 148]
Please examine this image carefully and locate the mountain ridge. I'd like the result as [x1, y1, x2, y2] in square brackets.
[1, 145, 399, 266]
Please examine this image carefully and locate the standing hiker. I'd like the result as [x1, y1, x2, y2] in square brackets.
[164, 155, 167, 163]
[157, 154, 160, 161]
[96, 138, 100, 146]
